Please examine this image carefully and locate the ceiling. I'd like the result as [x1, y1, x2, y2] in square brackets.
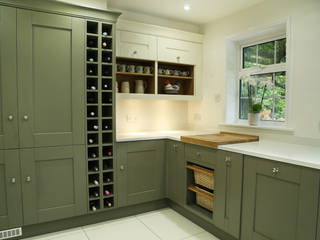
[107, 0, 265, 24]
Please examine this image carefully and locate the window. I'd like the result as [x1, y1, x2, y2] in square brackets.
[239, 38, 287, 122]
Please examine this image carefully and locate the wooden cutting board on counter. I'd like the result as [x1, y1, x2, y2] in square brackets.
[180, 132, 259, 149]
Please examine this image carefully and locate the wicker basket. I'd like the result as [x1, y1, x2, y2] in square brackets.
[187, 165, 214, 190]
[188, 185, 214, 211]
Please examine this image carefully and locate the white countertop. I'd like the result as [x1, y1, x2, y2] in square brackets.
[117, 131, 320, 170]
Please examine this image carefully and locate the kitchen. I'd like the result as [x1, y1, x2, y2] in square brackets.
[0, 0, 319, 239]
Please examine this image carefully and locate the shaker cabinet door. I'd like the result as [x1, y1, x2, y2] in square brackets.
[17, 10, 85, 148]
[20, 146, 87, 225]
[213, 150, 243, 239]
[241, 155, 319, 240]
[0, 6, 19, 150]
[0, 150, 23, 230]
[116, 30, 157, 60]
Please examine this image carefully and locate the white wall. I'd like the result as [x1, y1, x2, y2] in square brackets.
[188, 0, 320, 140]
[116, 99, 189, 133]
[54, 0, 108, 9]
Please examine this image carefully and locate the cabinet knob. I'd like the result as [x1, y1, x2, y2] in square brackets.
[26, 176, 31, 182]
[8, 115, 14, 121]
[23, 115, 29, 121]
[10, 177, 16, 184]
[225, 156, 231, 167]
[120, 165, 125, 171]
[272, 168, 280, 175]
[173, 144, 178, 151]
[133, 50, 138, 55]
[196, 152, 201, 156]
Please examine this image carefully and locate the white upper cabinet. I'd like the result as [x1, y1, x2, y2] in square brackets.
[116, 30, 157, 60]
[157, 37, 201, 65]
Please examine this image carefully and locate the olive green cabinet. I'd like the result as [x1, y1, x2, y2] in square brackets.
[0, 6, 19, 150]
[166, 140, 185, 206]
[213, 150, 243, 239]
[0, 150, 23, 230]
[241, 155, 319, 240]
[117, 141, 165, 207]
[17, 9, 85, 148]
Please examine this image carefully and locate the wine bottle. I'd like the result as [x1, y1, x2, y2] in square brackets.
[93, 180, 99, 185]
[107, 151, 112, 157]
[91, 153, 97, 158]
[105, 201, 112, 208]
[90, 111, 96, 117]
[88, 69, 93, 75]
[105, 177, 111, 183]
[92, 191, 99, 198]
[104, 125, 109, 130]
[102, 42, 107, 48]
[91, 86, 96, 90]
[88, 138, 94, 144]
[102, 31, 108, 36]
[89, 58, 94, 62]
[104, 189, 110, 195]
[93, 125, 98, 130]
[90, 165, 99, 172]
[105, 56, 111, 62]
[90, 204, 97, 212]
[103, 84, 108, 89]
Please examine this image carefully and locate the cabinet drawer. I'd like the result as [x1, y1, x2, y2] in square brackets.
[246, 155, 301, 183]
[158, 37, 201, 65]
[116, 30, 157, 60]
[185, 144, 217, 167]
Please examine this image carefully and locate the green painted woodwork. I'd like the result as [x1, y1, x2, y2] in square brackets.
[185, 143, 217, 168]
[213, 150, 243, 239]
[166, 140, 186, 206]
[117, 141, 165, 207]
[241, 155, 319, 240]
[0, 150, 23, 230]
[17, 10, 85, 148]
[20, 145, 87, 225]
[0, 0, 121, 23]
[0, 6, 19, 149]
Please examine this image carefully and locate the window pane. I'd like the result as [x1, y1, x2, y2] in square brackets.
[260, 98, 273, 121]
[274, 98, 286, 121]
[239, 98, 249, 119]
[256, 74, 273, 98]
[258, 41, 274, 65]
[276, 39, 286, 63]
[243, 45, 257, 68]
[275, 72, 286, 97]
[240, 80, 248, 97]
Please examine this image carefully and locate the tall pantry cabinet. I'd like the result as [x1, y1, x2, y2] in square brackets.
[0, 1, 120, 231]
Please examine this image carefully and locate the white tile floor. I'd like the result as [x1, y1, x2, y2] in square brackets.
[23, 208, 220, 240]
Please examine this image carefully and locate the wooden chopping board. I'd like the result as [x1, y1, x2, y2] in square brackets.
[180, 132, 259, 149]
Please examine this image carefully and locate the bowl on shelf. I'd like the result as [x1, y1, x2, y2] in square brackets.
[164, 89, 179, 94]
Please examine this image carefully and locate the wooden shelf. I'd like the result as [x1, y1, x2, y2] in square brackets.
[158, 74, 192, 80]
[117, 72, 154, 77]
[188, 185, 214, 200]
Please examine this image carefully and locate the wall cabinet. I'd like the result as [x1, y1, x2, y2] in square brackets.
[117, 141, 165, 207]
[213, 150, 243, 239]
[241, 155, 319, 240]
[166, 140, 185, 206]
[116, 30, 157, 60]
[158, 37, 201, 65]
[0, 6, 19, 150]
[17, 9, 85, 148]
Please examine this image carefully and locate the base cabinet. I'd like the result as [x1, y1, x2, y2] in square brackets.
[117, 141, 165, 207]
[241, 155, 319, 240]
[213, 151, 243, 239]
[166, 141, 185, 206]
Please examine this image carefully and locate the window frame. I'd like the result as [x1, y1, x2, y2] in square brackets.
[237, 34, 288, 126]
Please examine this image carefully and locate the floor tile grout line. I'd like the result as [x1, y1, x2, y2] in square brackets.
[81, 227, 91, 240]
[135, 216, 163, 240]
[180, 230, 207, 240]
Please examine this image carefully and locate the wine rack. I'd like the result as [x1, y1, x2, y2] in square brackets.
[86, 20, 115, 213]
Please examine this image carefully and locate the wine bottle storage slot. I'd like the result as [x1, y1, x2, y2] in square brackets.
[102, 51, 112, 63]
[87, 35, 98, 48]
[87, 21, 98, 34]
[87, 78, 98, 90]
[102, 119, 112, 130]
[102, 106, 112, 117]
[87, 106, 98, 118]
[102, 133, 113, 144]
[86, 20, 115, 212]
[102, 92, 112, 104]
[102, 78, 112, 90]
[87, 50, 98, 62]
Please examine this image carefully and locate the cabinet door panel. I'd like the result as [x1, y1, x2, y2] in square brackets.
[158, 37, 201, 65]
[0, 6, 19, 149]
[0, 150, 23, 230]
[20, 146, 86, 225]
[241, 156, 319, 240]
[118, 141, 165, 207]
[116, 30, 157, 60]
[17, 10, 85, 148]
[213, 151, 243, 239]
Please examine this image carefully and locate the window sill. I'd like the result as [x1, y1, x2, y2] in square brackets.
[219, 123, 295, 134]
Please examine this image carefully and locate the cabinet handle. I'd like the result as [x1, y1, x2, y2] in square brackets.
[23, 115, 29, 121]
[272, 168, 280, 175]
[10, 177, 16, 184]
[133, 50, 138, 55]
[120, 165, 125, 171]
[8, 115, 14, 121]
[26, 176, 31, 182]
[173, 144, 178, 151]
[225, 156, 231, 167]
[196, 152, 201, 157]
